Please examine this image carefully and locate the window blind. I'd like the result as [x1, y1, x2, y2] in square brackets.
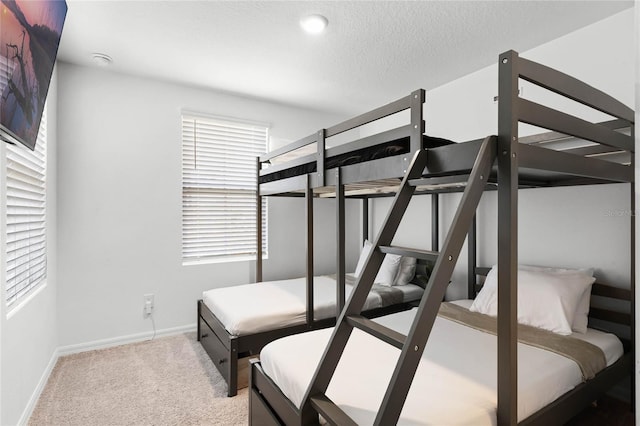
[182, 113, 268, 263]
[5, 112, 46, 307]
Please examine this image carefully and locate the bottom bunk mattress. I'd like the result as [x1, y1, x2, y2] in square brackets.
[202, 274, 423, 336]
[260, 300, 623, 425]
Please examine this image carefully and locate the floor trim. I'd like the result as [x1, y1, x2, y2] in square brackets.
[18, 347, 59, 426]
[57, 323, 197, 356]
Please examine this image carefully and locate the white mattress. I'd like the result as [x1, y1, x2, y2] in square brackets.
[202, 275, 423, 336]
[260, 300, 623, 425]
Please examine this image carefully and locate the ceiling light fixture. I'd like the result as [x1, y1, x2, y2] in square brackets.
[91, 53, 113, 67]
[300, 14, 328, 34]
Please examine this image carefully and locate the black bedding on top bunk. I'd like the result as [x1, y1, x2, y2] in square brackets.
[260, 135, 453, 184]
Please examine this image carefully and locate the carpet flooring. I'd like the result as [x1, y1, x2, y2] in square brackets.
[29, 332, 633, 425]
[29, 333, 247, 425]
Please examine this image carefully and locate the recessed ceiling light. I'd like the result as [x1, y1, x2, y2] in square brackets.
[300, 14, 328, 34]
[91, 53, 113, 67]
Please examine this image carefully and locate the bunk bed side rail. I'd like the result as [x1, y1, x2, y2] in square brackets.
[325, 90, 420, 138]
[260, 89, 424, 166]
[518, 56, 635, 125]
[260, 132, 317, 162]
[518, 99, 634, 152]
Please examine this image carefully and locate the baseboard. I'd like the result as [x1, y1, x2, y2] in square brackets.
[18, 347, 60, 425]
[57, 323, 197, 356]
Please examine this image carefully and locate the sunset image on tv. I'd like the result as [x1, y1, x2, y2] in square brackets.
[0, 0, 67, 150]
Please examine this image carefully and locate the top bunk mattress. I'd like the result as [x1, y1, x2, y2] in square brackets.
[202, 275, 423, 336]
[260, 135, 453, 184]
[260, 299, 623, 425]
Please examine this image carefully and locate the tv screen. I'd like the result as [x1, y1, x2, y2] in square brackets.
[0, 0, 67, 151]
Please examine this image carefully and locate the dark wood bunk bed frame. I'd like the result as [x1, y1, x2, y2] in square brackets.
[248, 50, 635, 425]
[197, 80, 444, 397]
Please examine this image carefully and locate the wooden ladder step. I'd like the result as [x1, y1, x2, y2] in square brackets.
[309, 394, 358, 426]
[346, 315, 406, 349]
[408, 174, 471, 188]
[379, 245, 439, 261]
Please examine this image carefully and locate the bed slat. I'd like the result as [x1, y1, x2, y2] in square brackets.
[591, 283, 631, 301]
[589, 307, 631, 326]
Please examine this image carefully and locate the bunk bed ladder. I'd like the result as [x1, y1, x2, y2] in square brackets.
[301, 135, 497, 425]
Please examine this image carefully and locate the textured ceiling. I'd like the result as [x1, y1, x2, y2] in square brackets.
[57, 1, 633, 115]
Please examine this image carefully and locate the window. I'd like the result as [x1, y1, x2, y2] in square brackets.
[5, 111, 47, 308]
[181, 112, 268, 264]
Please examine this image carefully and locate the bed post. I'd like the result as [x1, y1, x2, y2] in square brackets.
[336, 168, 346, 315]
[317, 129, 326, 187]
[362, 197, 369, 244]
[256, 156, 263, 283]
[306, 174, 314, 325]
[410, 89, 425, 153]
[497, 49, 520, 426]
[467, 214, 477, 299]
[431, 193, 439, 251]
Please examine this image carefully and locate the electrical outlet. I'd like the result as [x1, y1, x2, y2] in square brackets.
[143, 294, 154, 318]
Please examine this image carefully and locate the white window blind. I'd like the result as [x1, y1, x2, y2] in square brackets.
[5, 112, 46, 307]
[182, 113, 268, 263]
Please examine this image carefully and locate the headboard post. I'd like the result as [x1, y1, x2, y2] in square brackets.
[362, 197, 369, 244]
[410, 89, 425, 153]
[256, 155, 263, 283]
[336, 168, 346, 315]
[431, 193, 439, 251]
[497, 49, 520, 426]
[467, 214, 477, 299]
[305, 174, 314, 325]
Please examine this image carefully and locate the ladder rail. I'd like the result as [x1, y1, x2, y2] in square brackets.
[374, 135, 497, 425]
[300, 148, 430, 415]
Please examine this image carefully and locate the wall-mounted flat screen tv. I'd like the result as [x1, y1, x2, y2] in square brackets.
[0, 0, 67, 151]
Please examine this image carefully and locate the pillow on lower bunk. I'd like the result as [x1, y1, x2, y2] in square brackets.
[469, 265, 595, 336]
[354, 240, 401, 286]
[518, 264, 595, 334]
[393, 256, 417, 286]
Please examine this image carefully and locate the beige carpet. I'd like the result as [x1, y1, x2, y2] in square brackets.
[29, 333, 248, 425]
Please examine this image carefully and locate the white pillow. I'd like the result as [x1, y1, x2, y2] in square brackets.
[518, 265, 594, 334]
[393, 256, 417, 286]
[354, 240, 401, 286]
[353, 240, 372, 277]
[470, 265, 595, 335]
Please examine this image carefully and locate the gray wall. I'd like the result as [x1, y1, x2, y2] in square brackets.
[55, 63, 359, 348]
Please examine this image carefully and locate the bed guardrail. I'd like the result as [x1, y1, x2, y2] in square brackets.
[258, 89, 425, 193]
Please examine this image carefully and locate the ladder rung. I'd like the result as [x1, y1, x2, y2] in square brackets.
[409, 174, 472, 188]
[346, 315, 405, 349]
[309, 394, 357, 426]
[379, 245, 439, 260]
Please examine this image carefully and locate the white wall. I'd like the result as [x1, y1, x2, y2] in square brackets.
[56, 63, 360, 348]
[0, 69, 60, 426]
[369, 9, 635, 300]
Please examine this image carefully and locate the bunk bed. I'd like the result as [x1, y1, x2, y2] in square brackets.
[197, 86, 446, 397]
[247, 50, 635, 425]
[197, 268, 427, 397]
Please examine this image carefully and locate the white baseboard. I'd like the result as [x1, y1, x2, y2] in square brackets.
[57, 323, 197, 356]
[18, 347, 60, 426]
